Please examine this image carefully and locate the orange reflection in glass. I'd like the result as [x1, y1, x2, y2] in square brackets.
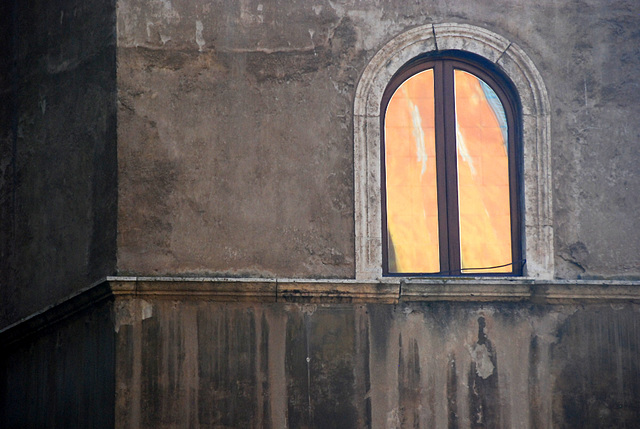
[454, 70, 512, 273]
[385, 69, 439, 273]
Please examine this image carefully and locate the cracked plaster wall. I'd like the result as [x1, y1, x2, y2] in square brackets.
[116, 0, 640, 280]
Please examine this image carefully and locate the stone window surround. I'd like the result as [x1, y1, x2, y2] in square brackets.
[354, 23, 554, 280]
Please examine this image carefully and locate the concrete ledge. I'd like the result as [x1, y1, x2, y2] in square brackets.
[401, 278, 640, 303]
[277, 279, 399, 303]
[111, 277, 278, 302]
[111, 277, 400, 303]
[3, 276, 640, 347]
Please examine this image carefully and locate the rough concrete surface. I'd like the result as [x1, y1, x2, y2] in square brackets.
[115, 0, 640, 280]
[116, 1, 360, 278]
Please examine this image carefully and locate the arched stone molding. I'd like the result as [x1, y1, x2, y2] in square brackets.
[354, 23, 553, 280]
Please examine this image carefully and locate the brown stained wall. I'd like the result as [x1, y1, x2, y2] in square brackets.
[115, 0, 640, 280]
[0, 0, 118, 327]
[116, 21, 358, 278]
[114, 299, 640, 428]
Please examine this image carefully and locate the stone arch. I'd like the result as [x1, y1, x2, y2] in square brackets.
[354, 23, 553, 280]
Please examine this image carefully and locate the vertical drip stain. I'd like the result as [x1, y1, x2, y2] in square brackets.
[259, 312, 270, 428]
[363, 312, 372, 429]
[447, 354, 459, 429]
[397, 333, 422, 428]
[304, 313, 313, 424]
[528, 335, 542, 429]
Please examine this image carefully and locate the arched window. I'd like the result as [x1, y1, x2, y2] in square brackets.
[381, 55, 522, 275]
[354, 24, 553, 281]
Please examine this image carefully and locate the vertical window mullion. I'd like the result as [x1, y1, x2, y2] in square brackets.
[442, 61, 461, 274]
[433, 62, 451, 274]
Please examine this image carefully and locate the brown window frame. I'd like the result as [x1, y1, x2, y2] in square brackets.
[381, 53, 523, 276]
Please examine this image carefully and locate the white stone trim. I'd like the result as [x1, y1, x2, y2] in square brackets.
[354, 23, 554, 280]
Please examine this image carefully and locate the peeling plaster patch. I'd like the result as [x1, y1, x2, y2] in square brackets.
[386, 407, 400, 428]
[346, 9, 388, 51]
[309, 29, 316, 54]
[468, 343, 495, 379]
[195, 20, 205, 51]
[531, 311, 571, 344]
[160, 0, 172, 12]
[160, 34, 171, 45]
[141, 300, 154, 320]
[327, 0, 345, 16]
[479, 307, 496, 316]
[312, 5, 323, 15]
[301, 304, 317, 316]
[114, 300, 135, 333]
[153, 0, 180, 22]
[239, 0, 264, 24]
[114, 300, 154, 333]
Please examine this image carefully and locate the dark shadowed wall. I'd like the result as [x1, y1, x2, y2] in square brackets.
[0, 299, 115, 428]
[0, 0, 118, 327]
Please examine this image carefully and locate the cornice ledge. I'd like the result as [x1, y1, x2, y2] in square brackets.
[3, 277, 640, 347]
[110, 276, 640, 304]
[110, 276, 278, 301]
[277, 278, 399, 303]
[401, 278, 640, 303]
[109, 277, 400, 304]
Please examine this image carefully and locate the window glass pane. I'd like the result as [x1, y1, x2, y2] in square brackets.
[454, 69, 512, 273]
[384, 69, 439, 273]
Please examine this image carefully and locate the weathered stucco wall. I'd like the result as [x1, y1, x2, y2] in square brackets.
[116, 0, 640, 280]
[116, 0, 360, 278]
[2, 1, 640, 428]
[0, 0, 118, 327]
[114, 298, 640, 428]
